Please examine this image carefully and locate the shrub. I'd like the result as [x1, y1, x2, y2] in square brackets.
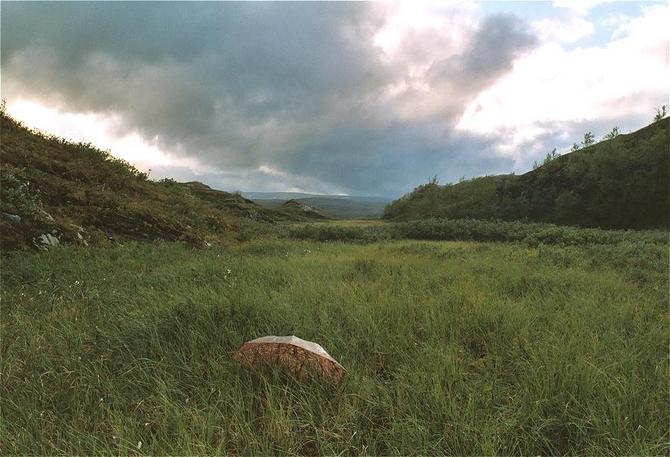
[285, 219, 667, 247]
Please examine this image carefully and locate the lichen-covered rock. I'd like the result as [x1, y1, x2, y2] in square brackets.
[34, 233, 60, 250]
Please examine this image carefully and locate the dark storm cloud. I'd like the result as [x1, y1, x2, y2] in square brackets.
[1, 2, 536, 196]
[429, 14, 537, 95]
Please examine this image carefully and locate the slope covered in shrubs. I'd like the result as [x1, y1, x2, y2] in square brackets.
[0, 110, 290, 250]
[385, 118, 669, 229]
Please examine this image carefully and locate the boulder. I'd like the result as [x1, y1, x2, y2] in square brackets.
[234, 335, 344, 385]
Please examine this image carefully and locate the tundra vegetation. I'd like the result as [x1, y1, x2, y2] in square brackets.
[2, 235, 668, 455]
[1, 109, 668, 455]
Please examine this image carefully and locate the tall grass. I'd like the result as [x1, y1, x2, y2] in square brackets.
[2, 239, 667, 454]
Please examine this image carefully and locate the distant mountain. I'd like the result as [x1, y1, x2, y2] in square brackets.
[384, 118, 669, 229]
[244, 192, 390, 219]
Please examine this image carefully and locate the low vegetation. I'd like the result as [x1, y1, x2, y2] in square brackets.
[3, 237, 667, 455]
[0, 109, 293, 251]
[385, 118, 669, 229]
[286, 218, 667, 246]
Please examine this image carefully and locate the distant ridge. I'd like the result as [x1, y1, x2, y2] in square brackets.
[242, 191, 388, 201]
[246, 192, 390, 219]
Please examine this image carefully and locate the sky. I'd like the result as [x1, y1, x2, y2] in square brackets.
[2, 1, 668, 197]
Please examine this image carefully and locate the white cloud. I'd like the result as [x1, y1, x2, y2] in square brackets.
[552, 0, 615, 15]
[456, 4, 670, 164]
[532, 15, 594, 44]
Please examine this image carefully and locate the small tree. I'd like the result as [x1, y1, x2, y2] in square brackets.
[582, 131, 595, 147]
[654, 105, 667, 122]
[570, 143, 580, 152]
[604, 126, 619, 140]
[543, 148, 559, 165]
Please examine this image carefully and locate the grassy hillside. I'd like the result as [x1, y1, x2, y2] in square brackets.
[277, 199, 331, 220]
[3, 237, 667, 454]
[385, 118, 669, 229]
[0, 110, 291, 250]
[169, 181, 292, 223]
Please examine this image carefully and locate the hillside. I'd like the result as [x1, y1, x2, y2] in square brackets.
[278, 199, 331, 220]
[0, 111, 291, 250]
[171, 181, 293, 223]
[385, 118, 669, 229]
[247, 193, 389, 219]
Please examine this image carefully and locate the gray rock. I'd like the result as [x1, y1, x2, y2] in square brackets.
[34, 233, 60, 250]
[2, 212, 21, 224]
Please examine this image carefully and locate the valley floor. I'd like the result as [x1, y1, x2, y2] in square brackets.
[2, 238, 668, 454]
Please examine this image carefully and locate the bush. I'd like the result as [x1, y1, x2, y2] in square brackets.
[0, 169, 46, 220]
[286, 219, 667, 247]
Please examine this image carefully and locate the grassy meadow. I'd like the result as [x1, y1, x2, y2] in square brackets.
[2, 231, 668, 455]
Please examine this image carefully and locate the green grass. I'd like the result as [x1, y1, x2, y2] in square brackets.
[2, 238, 668, 455]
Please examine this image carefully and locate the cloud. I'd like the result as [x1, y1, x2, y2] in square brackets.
[532, 15, 594, 44]
[456, 3, 669, 169]
[2, 2, 661, 196]
[429, 14, 536, 97]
